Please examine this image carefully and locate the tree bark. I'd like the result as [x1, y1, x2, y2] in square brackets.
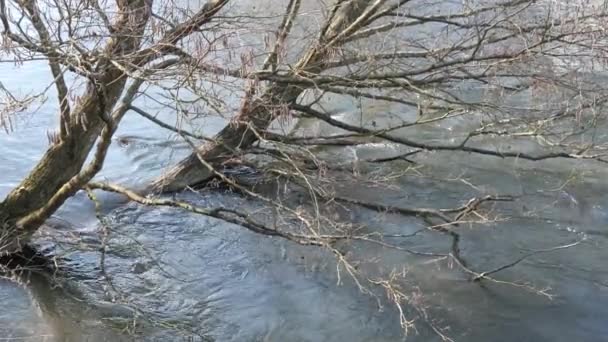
[152, 0, 372, 192]
[0, 0, 151, 252]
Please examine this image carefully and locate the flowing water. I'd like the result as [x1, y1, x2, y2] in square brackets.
[2, 1, 608, 341]
[2, 59, 608, 341]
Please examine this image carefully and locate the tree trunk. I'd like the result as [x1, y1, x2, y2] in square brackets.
[152, 0, 371, 192]
[0, 0, 151, 252]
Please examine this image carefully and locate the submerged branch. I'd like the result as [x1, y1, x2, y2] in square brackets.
[472, 239, 585, 282]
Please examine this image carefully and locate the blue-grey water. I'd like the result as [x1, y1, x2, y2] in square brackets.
[2, 57, 608, 341]
[1, 1, 608, 341]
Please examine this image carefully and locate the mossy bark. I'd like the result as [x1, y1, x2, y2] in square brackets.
[0, 0, 151, 253]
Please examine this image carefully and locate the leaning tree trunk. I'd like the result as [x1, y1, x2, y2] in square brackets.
[0, 0, 151, 253]
[150, 83, 303, 192]
[152, 0, 372, 192]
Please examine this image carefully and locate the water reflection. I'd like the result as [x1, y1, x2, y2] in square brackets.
[0, 277, 53, 341]
[1, 248, 138, 342]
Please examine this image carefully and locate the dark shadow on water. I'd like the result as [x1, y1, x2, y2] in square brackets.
[0, 246, 133, 342]
[1, 245, 215, 342]
[0, 244, 53, 271]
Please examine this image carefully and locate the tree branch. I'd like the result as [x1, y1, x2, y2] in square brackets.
[290, 104, 608, 163]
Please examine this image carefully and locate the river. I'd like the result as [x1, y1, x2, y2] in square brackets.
[1, 1, 608, 341]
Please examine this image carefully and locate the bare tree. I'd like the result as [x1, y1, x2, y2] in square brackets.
[1, 0, 607, 338]
[154, 0, 608, 190]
